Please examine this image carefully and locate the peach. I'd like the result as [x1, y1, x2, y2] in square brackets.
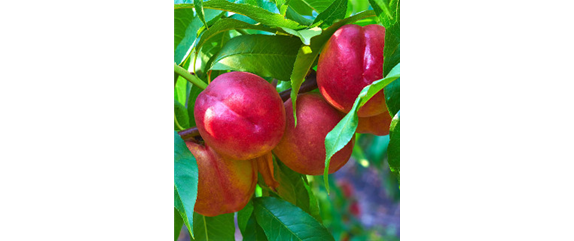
[185, 141, 257, 217]
[317, 24, 387, 117]
[194, 72, 286, 161]
[273, 93, 354, 175]
[356, 111, 393, 136]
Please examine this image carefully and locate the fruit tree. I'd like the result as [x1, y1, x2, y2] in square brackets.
[174, 0, 400, 240]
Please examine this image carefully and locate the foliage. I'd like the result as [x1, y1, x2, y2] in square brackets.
[174, 0, 400, 240]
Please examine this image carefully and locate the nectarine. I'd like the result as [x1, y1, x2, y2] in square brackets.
[185, 141, 257, 217]
[273, 93, 354, 175]
[317, 24, 387, 117]
[194, 72, 286, 161]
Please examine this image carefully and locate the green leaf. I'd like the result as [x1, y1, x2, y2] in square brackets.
[289, 0, 333, 15]
[312, 0, 347, 27]
[323, 63, 400, 192]
[368, 0, 398, 28]
[286, 0, 311, 15]
[274, 160, 313, 218]
[384, 26, 400, 77]
[210, 35, 302, 80]
[174, 7, 195, 64]
[195, 0, 208, 30]
[237, 201, 254, 234]
[384, 77, 399, 117]
[303, 177, 322, 223]
[175, 72, 188, 105]
[243, 213, 268, 241]
[173, 8, 222, 65]
[175, 208, 183, 241]
[238, 201, 268, 241]
[174, 132, 199, 238]
[237, 0, 280, 14]
[175, 99, 191, 130]
[191, 213, 235, 241]
[253, 197, 334, 241]
[186, 86, 203, 128]
[195, 18, 280, 58]
[175, 0, 305, 29]
[285, 7, 313, 26]
[288, 10, 376, 126]
[194, 30, 231, 78]
[388, 111, 400, 183]
[368, 0, 400, 77]
[174, 8, 222, 64]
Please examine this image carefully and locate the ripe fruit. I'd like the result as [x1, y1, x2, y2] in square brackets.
[273, 93, 355, 175]
[317, 24, 387, 117]
[194, 72, 286, 161]
[185, 141, 257, 217]
[356, 111, 393, 136]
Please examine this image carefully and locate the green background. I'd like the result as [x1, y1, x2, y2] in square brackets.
[408, 1, 574, 240]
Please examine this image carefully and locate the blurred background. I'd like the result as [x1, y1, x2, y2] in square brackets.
[178, 134, 400, 241]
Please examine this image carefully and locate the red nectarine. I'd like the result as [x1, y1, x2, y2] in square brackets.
[185, 141, 257, 217]
[273, 93, 354, 175]
[194, 72, 286, 161]
[317, 24, 387, 117]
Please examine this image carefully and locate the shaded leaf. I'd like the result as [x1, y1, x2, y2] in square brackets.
[186, 86, 203, 128]
[312, 0, 347, 27]
[384, 77, 399, 117]
[238, 201, 268, 241]
[274, 159, 312, 218]
[191, 213, 235, 241]
[210, 34, 302, 80]
[243, 214, 268, 241]
[175, 99, 191, 130]
[175, 208, 183, 241]
[285, 7, 314, 26]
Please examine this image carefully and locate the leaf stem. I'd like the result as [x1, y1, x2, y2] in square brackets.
[174, 63, 208, 89]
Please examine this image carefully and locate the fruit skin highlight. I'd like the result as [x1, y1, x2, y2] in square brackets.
[185, 141, 257, 217]
[356, 111, 393, 136]
[273, 93, 355, 175]
[317, 24, 387, 117]
[194, 71, 286, 161]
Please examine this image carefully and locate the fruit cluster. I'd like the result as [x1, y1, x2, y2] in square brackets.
[184, 24, 392, 216]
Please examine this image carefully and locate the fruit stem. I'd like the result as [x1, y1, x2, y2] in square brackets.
[178, 127, 200, 140]
[174, 63, 208, 89]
